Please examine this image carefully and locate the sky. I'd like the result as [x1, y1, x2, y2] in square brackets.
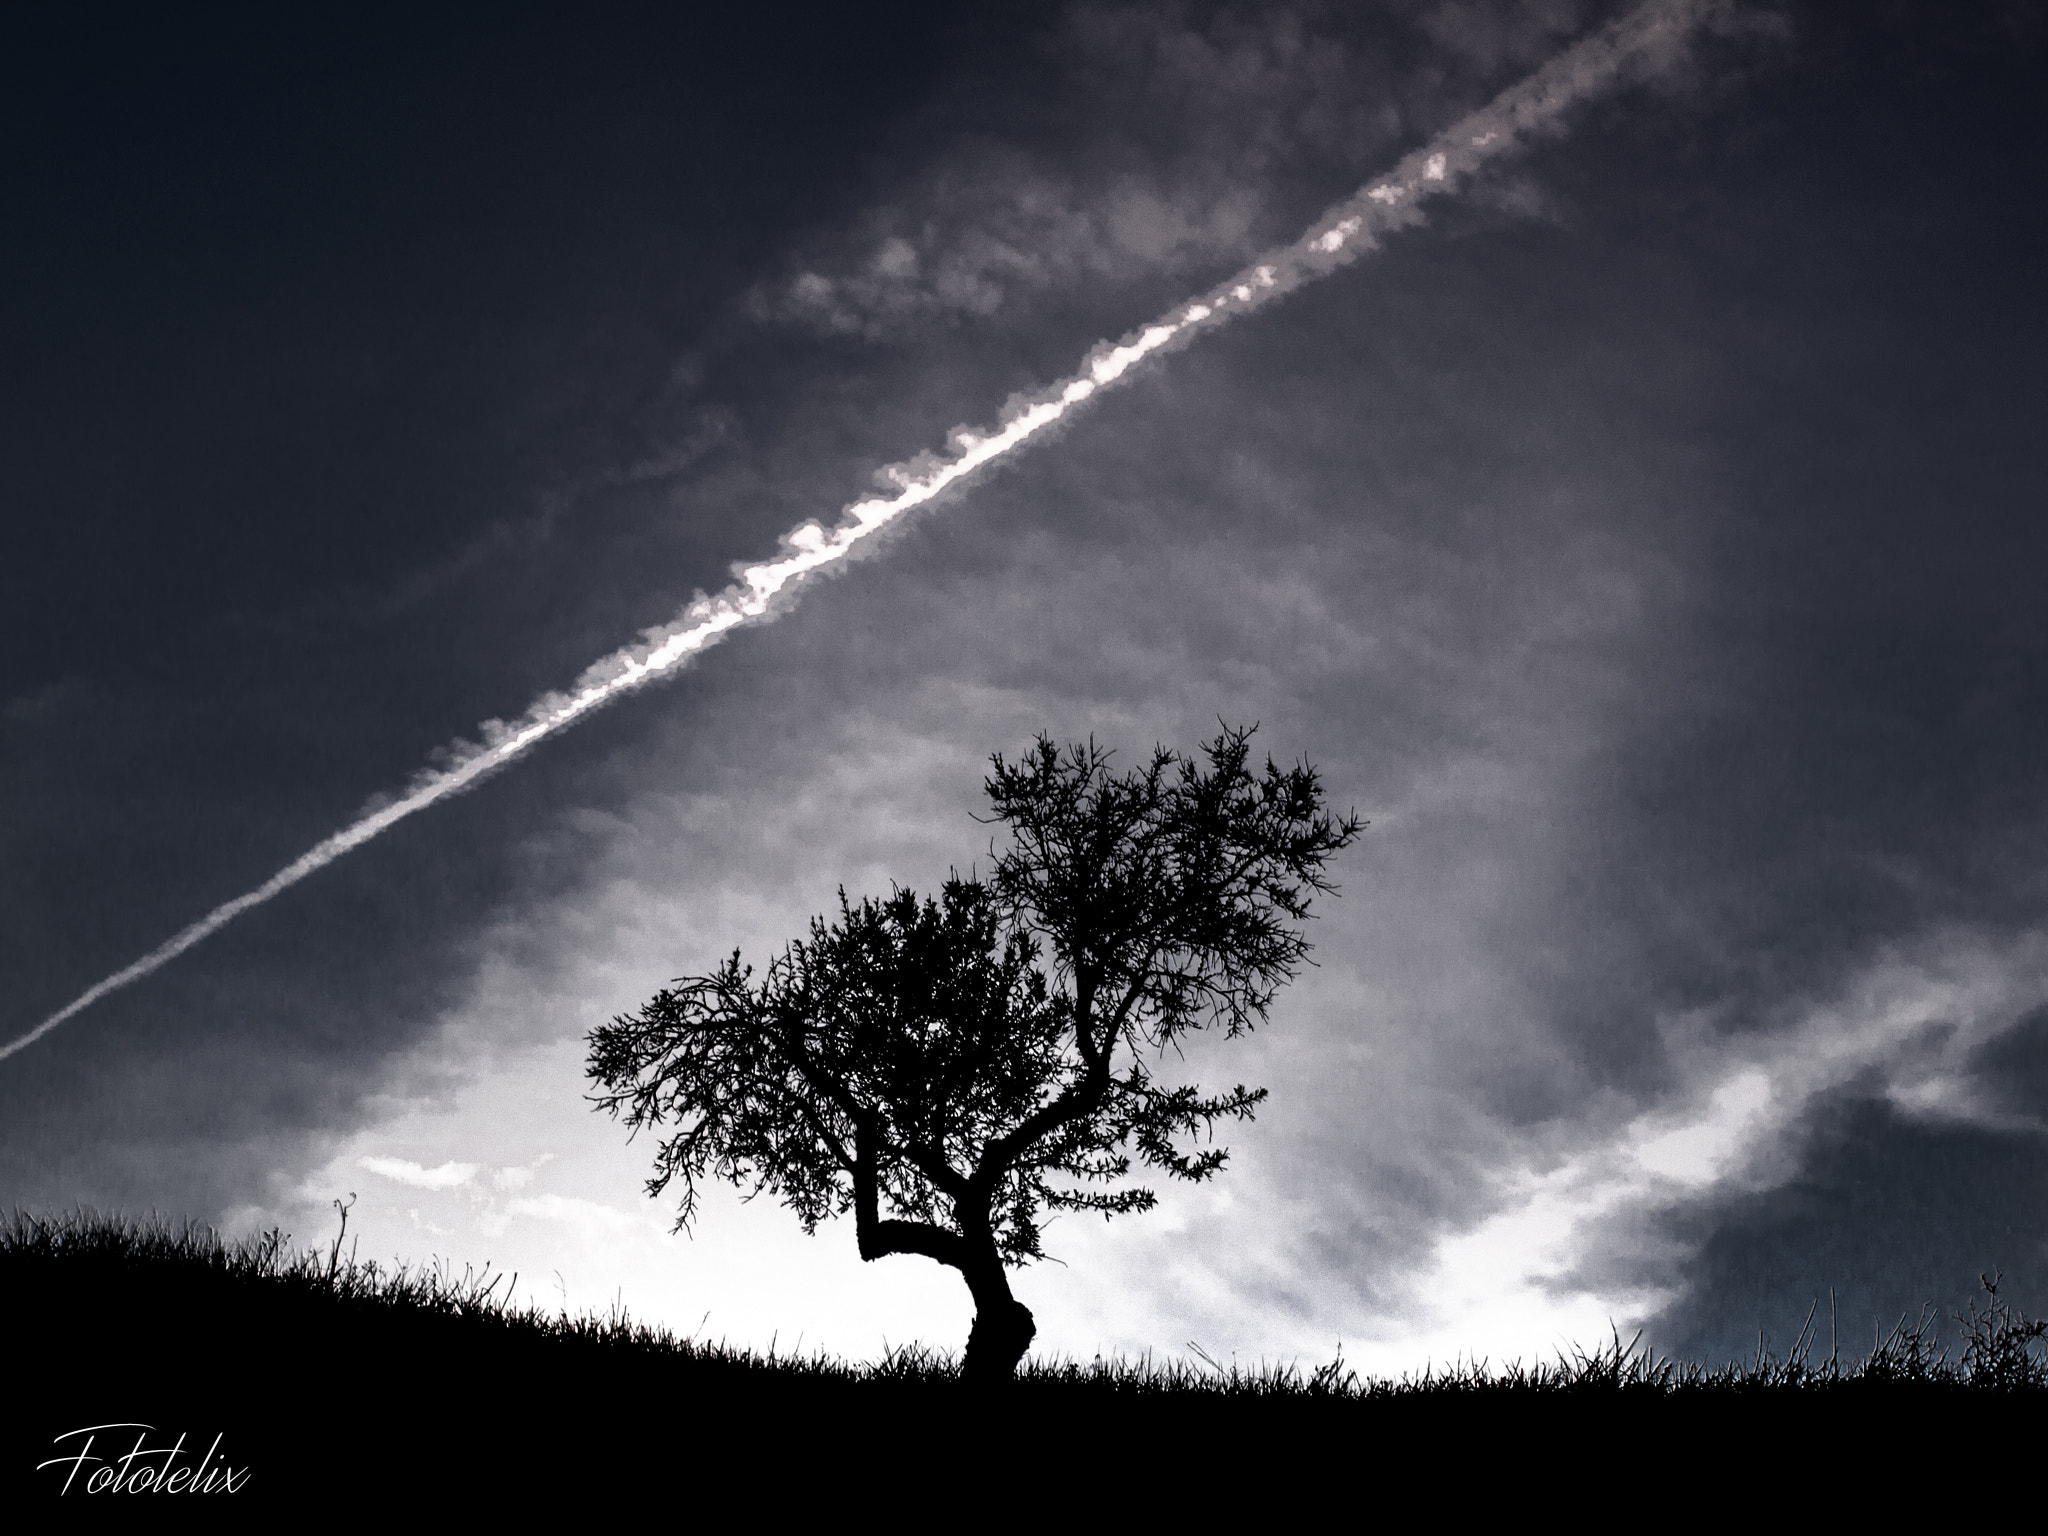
[5, 0, 2046, 1376]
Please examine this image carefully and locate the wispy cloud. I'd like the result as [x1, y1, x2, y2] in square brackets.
[745, 0, 1657, 340]
[357, 1156, 480, 1192]
[492, 1153, 557, 1192]
[1398, 929, 2048, 1355]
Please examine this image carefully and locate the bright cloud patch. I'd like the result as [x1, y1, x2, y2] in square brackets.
[357, 1156, 480, 1191]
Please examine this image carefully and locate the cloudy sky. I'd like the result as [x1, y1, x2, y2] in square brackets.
[5, 0, 2045, 1374]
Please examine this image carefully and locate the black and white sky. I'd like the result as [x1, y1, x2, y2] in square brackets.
[5, 0, 2045, 1372]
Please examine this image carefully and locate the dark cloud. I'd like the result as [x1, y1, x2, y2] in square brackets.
[1643, 1090, 2048, 1367]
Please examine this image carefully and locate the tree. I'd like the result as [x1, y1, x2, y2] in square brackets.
[586, 723, 1362, 1383]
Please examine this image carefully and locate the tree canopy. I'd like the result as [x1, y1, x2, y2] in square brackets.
[587, 723, 1361, 1381]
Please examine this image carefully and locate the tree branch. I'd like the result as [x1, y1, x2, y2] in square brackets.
[853, 1121, 968, 1268]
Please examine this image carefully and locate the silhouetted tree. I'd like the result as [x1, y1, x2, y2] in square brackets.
[587, 724, 1362, 1383]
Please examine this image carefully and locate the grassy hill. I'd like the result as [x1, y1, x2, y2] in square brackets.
[6, 1208, 2044, 1510]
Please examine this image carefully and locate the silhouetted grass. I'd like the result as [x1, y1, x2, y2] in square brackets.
[7, 1207, 2045, 1506]
[9, 1206, 2045, 1399]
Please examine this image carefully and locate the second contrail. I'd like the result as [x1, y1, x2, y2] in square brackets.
[2, 0, 1717, 1064]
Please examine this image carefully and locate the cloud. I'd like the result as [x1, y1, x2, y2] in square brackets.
[502, 1193, 648, 1233]
[1531, 929, 2048, 1313]
[745, 1, 1638, 340]
[492, 1153, 558, 1192]
[357, 1156, 480, 1191]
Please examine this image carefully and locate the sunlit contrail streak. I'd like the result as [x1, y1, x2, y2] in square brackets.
[2, 0, 1714, 1064]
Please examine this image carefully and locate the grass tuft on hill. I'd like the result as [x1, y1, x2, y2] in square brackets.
[8, 1206, 2045, 1403]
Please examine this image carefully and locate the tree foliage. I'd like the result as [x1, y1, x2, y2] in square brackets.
[588, 723, 1361, 1380]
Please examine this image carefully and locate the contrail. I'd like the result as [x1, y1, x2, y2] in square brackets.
[3, 0, 1719, 1065]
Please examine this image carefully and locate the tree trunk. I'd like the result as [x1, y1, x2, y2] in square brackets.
[962, 1294, 1036, 1386]
[957, 1222, 1035, 1385]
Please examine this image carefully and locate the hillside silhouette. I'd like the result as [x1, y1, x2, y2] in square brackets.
[7, 1209, 2044, 1512]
